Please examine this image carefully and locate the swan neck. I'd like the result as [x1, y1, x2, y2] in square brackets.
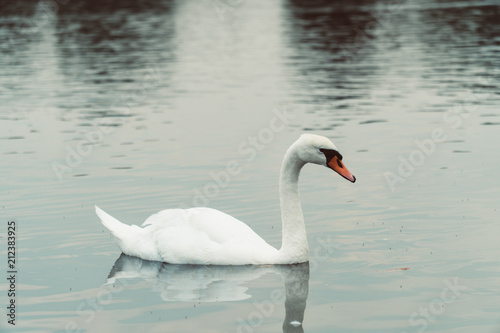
[278, 147, 308, 263]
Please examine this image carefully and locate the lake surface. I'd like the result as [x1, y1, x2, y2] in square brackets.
[1, 0, 499, 332]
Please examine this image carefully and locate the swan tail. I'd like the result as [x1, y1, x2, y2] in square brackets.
[95, 205, 131, 239]
[95, 206, 158, 261]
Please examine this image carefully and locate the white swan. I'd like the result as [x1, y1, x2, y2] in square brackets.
[96, 134, 355, 265]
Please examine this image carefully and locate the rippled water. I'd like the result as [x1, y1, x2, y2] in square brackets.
[1, 0, 499, 332]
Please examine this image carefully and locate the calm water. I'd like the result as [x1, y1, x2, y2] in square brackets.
[1, 0, 500, 332]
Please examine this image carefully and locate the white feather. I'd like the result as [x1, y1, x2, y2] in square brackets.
[96, 134, 355, 265]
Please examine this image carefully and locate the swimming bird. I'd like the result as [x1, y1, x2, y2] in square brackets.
[96, 134, 355, 265]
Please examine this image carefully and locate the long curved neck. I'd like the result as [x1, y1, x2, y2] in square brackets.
[278, 146, 309, 263]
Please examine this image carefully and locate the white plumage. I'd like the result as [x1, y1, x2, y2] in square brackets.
[96, 134, 355, 265]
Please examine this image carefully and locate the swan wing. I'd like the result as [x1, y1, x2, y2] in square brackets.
[141, 207, 278, 265]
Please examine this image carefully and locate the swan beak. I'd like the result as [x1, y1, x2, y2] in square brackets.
[328, 156, 356, 183]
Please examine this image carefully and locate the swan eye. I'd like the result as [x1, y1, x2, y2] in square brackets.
[319, 148, 342, 162]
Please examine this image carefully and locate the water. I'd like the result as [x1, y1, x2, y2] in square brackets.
[1, 0, 499, 332]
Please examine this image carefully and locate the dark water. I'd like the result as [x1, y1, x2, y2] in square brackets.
[1, 0, 499, 332]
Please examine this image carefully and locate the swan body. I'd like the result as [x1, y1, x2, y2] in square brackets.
[96, 134, 355, 265]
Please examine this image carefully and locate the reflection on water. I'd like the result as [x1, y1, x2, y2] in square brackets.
[1, 0, 499, 332]
[108, 254, 309, 332]
[107, 254, 270, 302]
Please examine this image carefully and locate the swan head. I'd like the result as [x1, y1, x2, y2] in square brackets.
[294, 134, 356, 183]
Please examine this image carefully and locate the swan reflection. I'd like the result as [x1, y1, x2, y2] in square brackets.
[107, 254, 309, 332]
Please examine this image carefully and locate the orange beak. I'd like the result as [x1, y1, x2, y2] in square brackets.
[328, 156, 356, 183]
